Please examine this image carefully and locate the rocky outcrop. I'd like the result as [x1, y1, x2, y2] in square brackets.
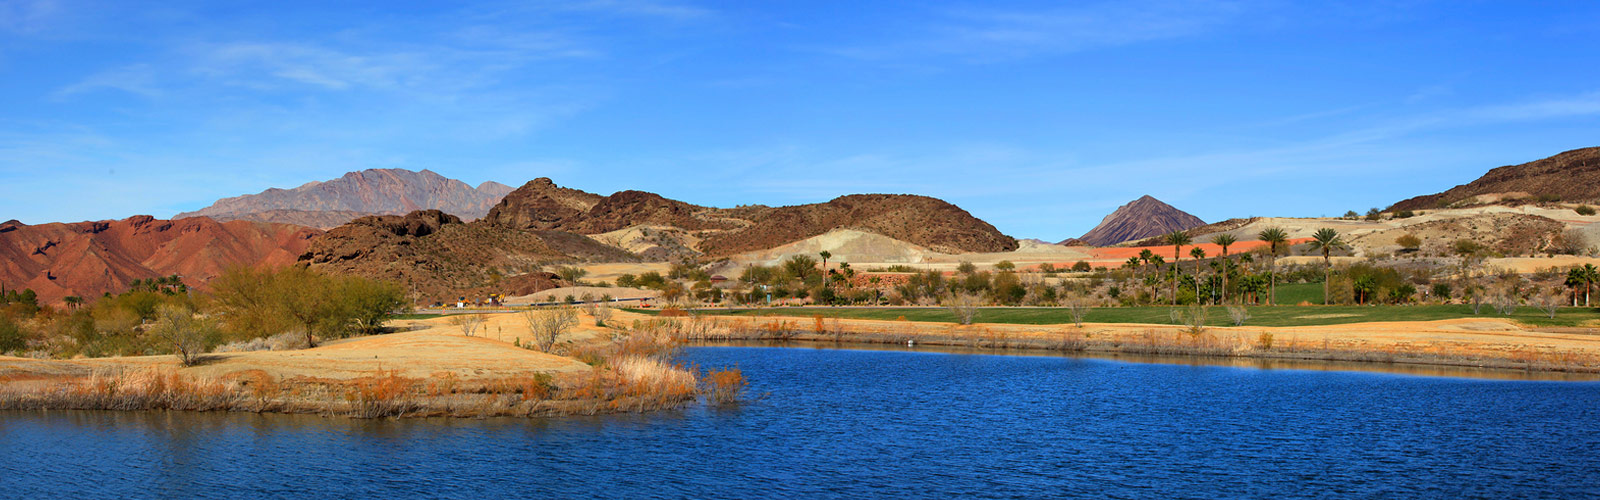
[0, 216, 320, 305]
[1076, 195, 1205, 247]
[1391, 147, 1600, 211]
[695, 194, 1017, 256]
[299, 210, 636, 302]
[484, 179, 1017, 257]
[177, 169, 514, 226]
[482, 177, 603, 231]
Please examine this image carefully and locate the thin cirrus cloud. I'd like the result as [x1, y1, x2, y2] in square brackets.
[827, 0, 1249, 62]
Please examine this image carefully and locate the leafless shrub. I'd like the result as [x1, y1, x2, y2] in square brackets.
[448, 313, 487, 337]
[521, 307, 578, 352]
[1533, 287, 1563, 319]
[214, 331, 304, 352]
[945, 293, 981, 325]
[1226, 306, 1250, 327]
[1177, 304, 1209, 335]
[1062, 293, 1094, 328]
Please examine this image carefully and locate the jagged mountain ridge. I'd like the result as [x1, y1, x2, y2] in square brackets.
[176, 169, 514, 228]
[1073, 195, 1205, 246]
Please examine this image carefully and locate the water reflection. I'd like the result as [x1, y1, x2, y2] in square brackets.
[707, 339, 1600, 381]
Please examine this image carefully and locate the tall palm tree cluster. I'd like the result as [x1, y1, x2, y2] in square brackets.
[1118, 226, 1343, 306]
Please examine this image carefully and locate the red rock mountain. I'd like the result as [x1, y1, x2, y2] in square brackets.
[0, 216, 320, 305]
[176, 169, 514, 228]
[486, 178, 1017, 256]
[1073, 195, 1205, 247]
[1391, 147, 1600, 211]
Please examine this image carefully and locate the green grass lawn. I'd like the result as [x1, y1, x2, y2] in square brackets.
[635, 304, 1600, 328]
[1272, 282, 1325, 305]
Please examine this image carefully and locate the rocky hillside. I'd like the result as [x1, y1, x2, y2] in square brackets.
[177, 169, 514, 228]
[1075, 195, 1205, 246]
[298, 210, 636, 302]
[1391, 147, 1600, 211]
[485, 179, 1016, 257]
[0, 216, 320, 305]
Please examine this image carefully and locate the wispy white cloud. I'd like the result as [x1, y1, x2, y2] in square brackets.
[51, 63, 160, 97]
[828, 0, 1249, 63]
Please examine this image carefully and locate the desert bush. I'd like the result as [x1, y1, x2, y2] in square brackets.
[0, 315, 26, 354]
[1062, 293, 1093, 328]
[448, 313, 487, 336]
[521, 307, 578, 352]
[149, 304, 219, 366]
[1256, 332, 1274, 350]
[1577, 205, 1596, 216]
[1177, 304, 1208, 335]
[211, 266, 405, 347]
[213, 331, 305, 352]
[702, 368, 747, 404]
[1533, 287, 1563, 319]
[945, 293, 981, 325]
[1226, 306, 1250, 326]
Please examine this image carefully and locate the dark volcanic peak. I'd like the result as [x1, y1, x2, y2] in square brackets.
[1077, 195, 1205, 247]
[1392, 147, 1600, 211]
[176, 168, 516, 225]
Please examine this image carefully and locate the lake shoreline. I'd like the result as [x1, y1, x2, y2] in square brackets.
[650, 310, 1600, 376]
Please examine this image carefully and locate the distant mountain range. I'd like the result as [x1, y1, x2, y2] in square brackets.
[301, 178, 1018, 301]
[175, 169, 514, 228]
[1391, 147, 1600, 211]
[1070, 195, 1205, 246]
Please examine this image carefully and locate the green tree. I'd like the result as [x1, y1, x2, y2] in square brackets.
[555, 266, 588, 286]
[150, 303, 217, 366]
[994, 260, 1016, 271]
[1210, 233, 1237, 303]
[1306, 228, 1348, 305]
[1164, 231, 1192, 305]
[956, 261, 977, 275]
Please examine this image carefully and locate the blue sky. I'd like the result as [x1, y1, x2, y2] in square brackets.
[2, 1, 1598, 241]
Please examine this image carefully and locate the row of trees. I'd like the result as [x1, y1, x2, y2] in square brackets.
[0, 267, 408, 363]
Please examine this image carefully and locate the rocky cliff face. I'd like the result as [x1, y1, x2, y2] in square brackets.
[1075, 195, 1205, 247]
[1391, 147, 1600, 211]
[177, 169, 514, 227]
[0, 216, 320, 304]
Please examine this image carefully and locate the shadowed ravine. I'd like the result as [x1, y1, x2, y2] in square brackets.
[4, 345, 1597, 499]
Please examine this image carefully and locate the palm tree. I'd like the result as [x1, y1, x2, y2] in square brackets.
[1189, 246, 1207, 304]
[1577, 264, 1599, 307]
[819, 250, 832, 286]
[1257, 228, 1288, 306]
[1164, 231, 1192, 305]
[1305, 228, 1347, 305]
[1211, 234, 1237, 304]
[1567, 268, 1585, 306]
[1148, 254, 1165, 301]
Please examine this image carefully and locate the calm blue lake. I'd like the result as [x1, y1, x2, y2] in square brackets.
[3, 346, 1598, 499]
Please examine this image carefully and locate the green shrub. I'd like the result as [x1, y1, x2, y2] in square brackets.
[1576, 205, 1596, 216]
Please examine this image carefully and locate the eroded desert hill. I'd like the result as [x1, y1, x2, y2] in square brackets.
[1391, 147, 1600, 211]
[0, 216, 320, 304]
